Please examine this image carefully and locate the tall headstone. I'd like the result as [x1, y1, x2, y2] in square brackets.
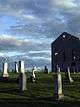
[15, 62, 18, 73]
[54, 66, 64, 100]
[2, 62, 9, 78]
[18, 61, 25, 74]
[18, 61, 26, 91]
[19, 73, 26, 91]
[65, 67, 73, 83]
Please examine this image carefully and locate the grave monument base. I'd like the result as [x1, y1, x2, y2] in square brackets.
[53, 93, 64, 100]
[3, 74, 9, 78]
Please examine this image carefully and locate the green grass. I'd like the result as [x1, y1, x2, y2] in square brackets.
[0, 72, 80, 107]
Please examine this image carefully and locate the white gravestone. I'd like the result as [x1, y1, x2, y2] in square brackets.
[32, 67, 36, 78]
[19, 73, 27, 91]
[15, 62, 18, 73]
[19, 61, 25, 74]
[3, 62, 9, 77]
[67, 67, 73, 83]
[19, 60, 26, 91]
[54, 66, 64, 100]
[31, 66, 37, 82]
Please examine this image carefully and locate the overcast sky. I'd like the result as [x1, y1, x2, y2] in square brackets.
[0, 0, 80, 70]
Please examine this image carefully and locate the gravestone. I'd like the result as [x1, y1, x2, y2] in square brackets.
[44, 66, 49, 74]
[2, 62, 9, 78]
[30, 66, 37, 82]
[19, 73, 26, 91]
[65, 67, 73, 83]
[15, 62, 18, 73]
[32, 67, 36, 82]
[18, 61, 26, 91]
[54, 66, 64, 100]
[18, 61, 25, 74]
[32, 66, 37, 72]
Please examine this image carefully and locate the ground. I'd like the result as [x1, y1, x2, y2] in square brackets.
[0, 72, 80, 107]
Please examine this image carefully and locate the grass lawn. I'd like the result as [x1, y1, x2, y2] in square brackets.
[0, 72, 80, 107]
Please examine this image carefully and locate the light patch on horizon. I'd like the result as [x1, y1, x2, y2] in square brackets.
[0, 51, 26, 57]
[31, 56, 51, 61]
[28, 50, 51, 55]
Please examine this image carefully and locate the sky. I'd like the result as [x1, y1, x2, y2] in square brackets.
[0, 0, 80, 70]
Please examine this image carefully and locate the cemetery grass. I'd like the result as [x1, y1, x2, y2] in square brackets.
[0, 72, 80, 107]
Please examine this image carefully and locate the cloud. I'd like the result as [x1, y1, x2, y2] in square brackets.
[0, 51, 26, 57]
[0, 34, 29, 47]
[22, 14, 35, 20]
[0, 0, 72, 37]
[29, 50, 50, 54]
[50, 0, 77, 9]
[0, 33, 51, 57]
[31, 56, 51, 61]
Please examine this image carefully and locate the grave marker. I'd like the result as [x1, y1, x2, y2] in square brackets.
[18, 61, 25, 74]
[54, 66, 64, 100]
[2, 62, 9, 78]
[65, 67, 73, 83]
[15, 62, 18, 73]
[30, 66, 37, 82]
[18, 60, 26, 91]
[19, 73, 27, 91]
